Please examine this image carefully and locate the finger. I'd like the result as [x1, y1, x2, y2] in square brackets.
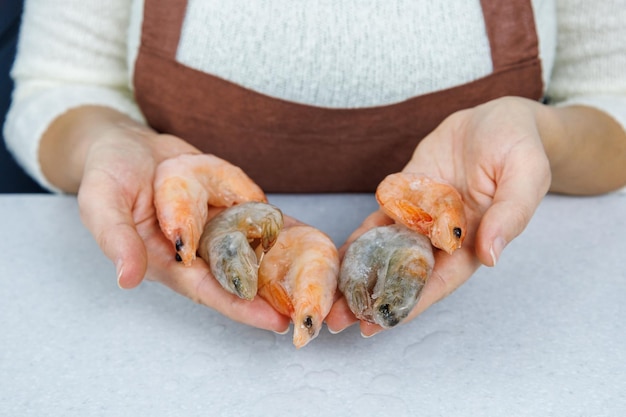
[475, 153, 550, 266]
[195, 268, 291, 332]
[359, 321, 384, 338]
[402, 247, 480, 324]
[152, 255, 291, 333]
[325, 296, 358, 333]
[78, 172, 148, 289]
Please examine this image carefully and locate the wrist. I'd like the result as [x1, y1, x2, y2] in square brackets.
[530, 101, 569, 181]
[533, 102, 626, 194]
[39, 106, 153, 193]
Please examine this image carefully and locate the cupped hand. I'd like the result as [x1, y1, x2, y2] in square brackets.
[76, 121, 290, 333]
[326, 96, 553, 336]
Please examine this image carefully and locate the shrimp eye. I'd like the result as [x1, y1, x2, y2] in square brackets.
[379, 304, 400, 327]
[232, 277, 242, 295]
[453, 227, 462, 239]
[303, 316, 315, 336]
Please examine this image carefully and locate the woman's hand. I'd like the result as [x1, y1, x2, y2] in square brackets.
[39, 106, 290, 333]
[327, 97, 557, 336]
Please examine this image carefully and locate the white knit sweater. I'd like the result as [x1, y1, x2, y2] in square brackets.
[4, 0, 626, 191]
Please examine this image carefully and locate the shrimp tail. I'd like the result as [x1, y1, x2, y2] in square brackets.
[258, 217, 282, 253]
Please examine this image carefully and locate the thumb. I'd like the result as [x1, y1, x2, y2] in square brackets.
[475, 156, 550, 267]
[77, 173, 148, 289]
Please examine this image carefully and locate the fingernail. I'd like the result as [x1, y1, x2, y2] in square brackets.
[116, 260, 125, 289]
[361, 329, 382, 338]
[273, 326, 290, 335]
[328, 325, 348, 335]
[490, 236, 507, 266]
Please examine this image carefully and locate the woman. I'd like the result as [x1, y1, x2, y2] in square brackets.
[4, 0, 626, 337]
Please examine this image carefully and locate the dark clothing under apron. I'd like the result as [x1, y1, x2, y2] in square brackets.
[134, 0, 543, 192]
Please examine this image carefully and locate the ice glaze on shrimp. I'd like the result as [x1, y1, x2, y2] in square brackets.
[257, 225, 339, 349]
[197, 202, 283, 300]
[153, 154, 266, 265]
[376, 172, 467, 254]
[339, 224, 434, 328]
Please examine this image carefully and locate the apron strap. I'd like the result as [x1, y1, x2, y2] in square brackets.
[481, 0, 541, 72]
[140, 0, 187, 58]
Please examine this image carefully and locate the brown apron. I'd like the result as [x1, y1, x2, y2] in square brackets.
[134, 0, 543, 192]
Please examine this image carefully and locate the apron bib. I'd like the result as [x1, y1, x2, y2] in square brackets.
[134, 0, 543, 192]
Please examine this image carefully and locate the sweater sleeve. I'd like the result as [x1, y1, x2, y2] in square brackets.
[3, 0, 144, 192]
[547, 0, 626, 134]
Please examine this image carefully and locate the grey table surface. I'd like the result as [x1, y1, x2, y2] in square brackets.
[1, 193, 625, 417]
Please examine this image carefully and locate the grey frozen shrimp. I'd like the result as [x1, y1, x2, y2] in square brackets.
[339, 224, 434, 328]
[198, 202, 283, 300]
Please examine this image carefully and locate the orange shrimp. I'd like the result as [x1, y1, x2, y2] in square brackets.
[257, 225, 339, 349]
[153, 154, 266, 265]
[375, 172, 466, 254]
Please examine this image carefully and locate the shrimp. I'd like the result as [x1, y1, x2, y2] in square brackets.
[154, 154, 266, 266]
[339, 224, 434, 328]
[375, 172, 467, 254]
[197, 202, 284, 300]
[257, 225, 339, 349]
